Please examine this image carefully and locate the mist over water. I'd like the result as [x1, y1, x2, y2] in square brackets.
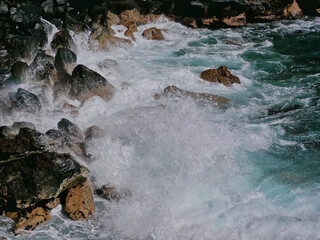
[1, 16, 320, 239]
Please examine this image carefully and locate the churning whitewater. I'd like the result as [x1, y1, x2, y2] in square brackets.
[1, 16, 320, 239]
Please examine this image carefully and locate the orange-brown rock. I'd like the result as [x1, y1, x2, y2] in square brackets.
[119, 9, 161, 28]
[200, 66, 240, 87]
[13, 207, 51, 234]
[63, 180, 95, 221]
[223, 13, 247, 27]
[284, 0, 303, 19]
[125, 29, 136, 41]
[107, 11, 120, 26]
[317, 8, 320, 14]
[98, 33, 131, 50]
[157, 85, 229, 106]
[127, 21, 138, 32]
[45, 198, 61, 209]
[142, 27, 165, 40]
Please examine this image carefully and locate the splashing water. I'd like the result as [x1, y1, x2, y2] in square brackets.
[1, 16, 320, 239]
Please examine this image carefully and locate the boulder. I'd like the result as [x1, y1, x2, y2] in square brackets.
[45, 198, 61, 209]
[62, 180, 95, 220]
[284, 0, 304, 19]
[97, 59, 119, 70]
[84, 126, 104, 140]
[68, 64, 115, 102]
[142, 27, 165, 40]
[12, 121, 36, 131]
[9, 88, 42, 113]
[157, 85, 229, 106]
[29, 51, 55, 83]
[127, 21, 138, 32]
[51, 30, 76, 53]
[125, 29, 136, 41]
[223, 13, 247, 27]
[10, 61, 28, 82]
[10, 3, 41, 27]
[57, 118, 83, 140]
[0, 126, 18, 138]
[107, 11, 120, 25]
[12, 207, 51, 234]
[200, 66, 241, 87]
[0, 152, 89, 210]
[97, 33, 131, 50]
[54, 48, 77, 83]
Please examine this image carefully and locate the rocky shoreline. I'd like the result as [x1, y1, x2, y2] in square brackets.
[0, 0, 319, 235]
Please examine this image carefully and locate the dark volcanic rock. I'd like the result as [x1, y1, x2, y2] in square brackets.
[200, 66, 241, 87]
[9, 88, 42, 113]
[0, 152, 89, 210]
[95, 184, 132, 201]
[58, 118, 83, 140]
[10, 61, 28, 81]
[55, 48, 77, 75]
[69, 64, 115, 102]
[29, 51, 55, 83]
[10, 3, 41, 27]
[51, 30, 76, 53]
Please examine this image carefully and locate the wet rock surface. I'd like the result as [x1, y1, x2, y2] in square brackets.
[9, 88, 42, 113]
[156, 85, 229, 106]
[51, 30, 76, 53]
[68, 64, 115, 102]
[62, 180, 95, 220]
[200, 66, 241, 87]
[142, 27, 165, 40]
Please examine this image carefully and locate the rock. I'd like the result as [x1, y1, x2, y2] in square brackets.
[252, 15, 280, 23]
[178, 17, 198, 28]
[97, 59, 119, 70]
[95, 185, 132, 201]
[142, 27, 164, 40]
[58, 118, 83, 140]
[125, 29, 136, 41]
[45, 198, 61, 209]
[284, 0, 304, 19]
[97, 33, 131, 50]
[200, 66, 241, 87]
[10, 61, 28, 82]
[12, 121, 36, 131]
[0, 126, 18, 138]
[51, 30, 76, 53]
[9, 88, 42, 113]
[158, 85, 229, 106]
[223, 13, 247, 27]
[84, 126, 104, 140]
[127, 21, 138, 32]
[10, 3, 41, 27]
[13, 207, 51, 234]
[119, 9, 143, 27]
[54, 48, 77, 82]
[45, 129, 63, 140]
[62, 180, 95, 220]
[0, 2, 9, 15]
[69, 64, 115, 102]
[317, 8, 320, 14]
[0, 152, 89, 210]
[28, 51, 55, 83]
[107, 11, 120, 25]
[91, 23, 115, 39]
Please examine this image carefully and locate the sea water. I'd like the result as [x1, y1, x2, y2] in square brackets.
[0, 16, 320, 239]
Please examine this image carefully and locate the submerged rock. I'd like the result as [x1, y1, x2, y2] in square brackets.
[10, 61, 28, 82]
[51, 30, 76, 53]
[9, 88, 42, 113]
[125, 29, 136, 41]
[200, 66, 241, 87]
[95, 185, 132, 201]
[62, 180, 95, 220]
[0, 152, 89, 210]
[142, 27, 165, 40]
[84, 125, 104, 140]
[69, 64, 115, 102]
[158, 85, 229, 106]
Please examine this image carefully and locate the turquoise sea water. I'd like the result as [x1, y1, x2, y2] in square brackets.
[0, 17, 320, 239]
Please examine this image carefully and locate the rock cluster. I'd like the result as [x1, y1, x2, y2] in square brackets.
[0, 119, 96, 233]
